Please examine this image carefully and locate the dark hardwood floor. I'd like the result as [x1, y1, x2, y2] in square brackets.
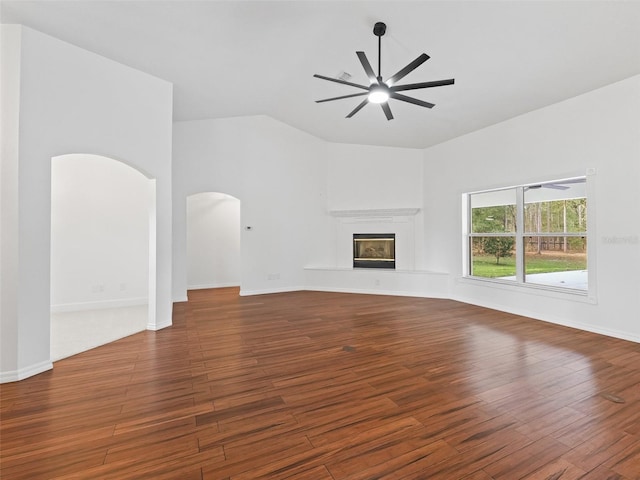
[1, 288, 639, 479]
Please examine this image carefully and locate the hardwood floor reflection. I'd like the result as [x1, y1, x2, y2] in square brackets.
[2, 288, 639, 479]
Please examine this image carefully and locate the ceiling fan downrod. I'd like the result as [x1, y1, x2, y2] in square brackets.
[373, 21, 386, 81]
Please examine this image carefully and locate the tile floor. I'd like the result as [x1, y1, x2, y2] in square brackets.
[50, 305, 148, 361]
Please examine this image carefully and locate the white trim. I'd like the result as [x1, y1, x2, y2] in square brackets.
[239, 286, 305, 296]
[450, 293, 638, 344]
[147, 318, 172, 331]
[304, 266, 447, 275]
[304, 285, 448, 299]
[456, 276, 594, 303]
[50, 297, 147, 313]
[187, 282, 240, 290]
[0, 360, 53, 384]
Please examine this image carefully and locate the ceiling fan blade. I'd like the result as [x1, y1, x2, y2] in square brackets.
[390, 92, 435, 108]
[528, 178, 585, 191]
[381, 102, 394, 121]
[386, 53, 430, 86]
[551, 178, 586, 185]
[346, 99, 369, 118]
[316, 92, 369, 103]
[391, 78, 455, 92]
[313, 74, 369, 91]
[356, 51, 378, 84]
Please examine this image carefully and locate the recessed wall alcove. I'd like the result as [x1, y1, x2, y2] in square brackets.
[186, 192, 241, 290]
[50, 153, 153, 361]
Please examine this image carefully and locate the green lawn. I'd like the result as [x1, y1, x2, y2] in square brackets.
[471, 256, 516, 277]
[472, 253, 586, 278]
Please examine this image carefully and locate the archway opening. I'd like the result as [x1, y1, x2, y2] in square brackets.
[186, 192, 241, 291]
[50, 154, 152, 360]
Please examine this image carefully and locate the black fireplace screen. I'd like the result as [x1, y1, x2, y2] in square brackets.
[353, 234, 396, 269]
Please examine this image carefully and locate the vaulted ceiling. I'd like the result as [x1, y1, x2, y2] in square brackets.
[3, 1, 640, 149]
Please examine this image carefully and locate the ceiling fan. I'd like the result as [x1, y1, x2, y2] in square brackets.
[527, 178, 586, 191]
[313, 22, 454, 120]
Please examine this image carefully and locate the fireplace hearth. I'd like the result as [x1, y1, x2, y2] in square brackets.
[353, 234, 395, 269]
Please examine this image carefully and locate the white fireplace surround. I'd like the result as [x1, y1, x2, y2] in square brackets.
[303, 207, 448, 299]
[327, 208, 421, 271]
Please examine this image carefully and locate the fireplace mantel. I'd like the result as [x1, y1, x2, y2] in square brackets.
[329, 208, 420, 218]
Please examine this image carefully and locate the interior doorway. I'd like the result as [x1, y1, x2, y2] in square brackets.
[50, 154, 152, 360]
[186, 192, 241, 290]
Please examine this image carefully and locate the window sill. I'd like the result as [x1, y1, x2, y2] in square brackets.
[457, 275, 597, 304]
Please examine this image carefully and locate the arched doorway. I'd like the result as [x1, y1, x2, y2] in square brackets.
[50, 154, 153, 360]
[186, 192, 241, 290]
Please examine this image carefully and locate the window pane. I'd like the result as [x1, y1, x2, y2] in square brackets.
[524, 179, 586, 233]
[524, 236, 587, 290]
[470, 236, 516, 279]
[470, 189, 516, 233]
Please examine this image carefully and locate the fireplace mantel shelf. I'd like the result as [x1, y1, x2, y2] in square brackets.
[329, 208, 420, 218]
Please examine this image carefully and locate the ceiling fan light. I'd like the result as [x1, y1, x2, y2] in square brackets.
[368, 86, 389, 104]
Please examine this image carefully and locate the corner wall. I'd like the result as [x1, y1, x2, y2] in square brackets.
[0, 25, 22, 379]
[172, 116, 330, 301]
[326, 143, 425, 270]
[304, 142, 452, 297]
[0, 26, 173, 382]
[423, 75, 640, 342]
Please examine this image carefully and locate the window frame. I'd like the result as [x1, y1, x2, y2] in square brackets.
[464, 176, 591, 297]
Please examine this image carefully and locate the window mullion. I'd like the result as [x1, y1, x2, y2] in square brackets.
[516, 186, 524, 283]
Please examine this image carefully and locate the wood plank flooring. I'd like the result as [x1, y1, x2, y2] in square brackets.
[2, 288, 639, 479]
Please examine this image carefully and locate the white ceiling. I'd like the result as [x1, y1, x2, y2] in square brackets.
[2, 1, 640, 149]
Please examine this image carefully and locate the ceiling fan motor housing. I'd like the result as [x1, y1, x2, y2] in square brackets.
[373, 22, 386, 36]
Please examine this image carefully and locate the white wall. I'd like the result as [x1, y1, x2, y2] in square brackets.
[0, 26, 173, 382]
[51, 154, 150, 310]
[0, 26, 22, 378]
[423, 75, 640, 342]
[325, 143, 426, 270]
[173, 115, 329, 300]
[187, 192, 241, 289]
[304, 142, 451, 297]
[327, 143, 423, 211]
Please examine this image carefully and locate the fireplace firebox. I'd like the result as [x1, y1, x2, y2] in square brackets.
[353, 234, 395, 269]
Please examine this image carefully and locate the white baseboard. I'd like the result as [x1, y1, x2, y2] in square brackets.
[0, 360, 53, 384]
[147, 318, 172, 331]
[187, 282, 240, 290]
[239, 286, 304, 296]
[451, 294, 640, 344]
[304, 286, 448, 299]
[51, 297, 147, 313]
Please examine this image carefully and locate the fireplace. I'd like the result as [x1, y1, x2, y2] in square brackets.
[353, 234, 395, 269]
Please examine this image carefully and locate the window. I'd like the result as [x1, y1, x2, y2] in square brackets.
[466, 177, 587, 292]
